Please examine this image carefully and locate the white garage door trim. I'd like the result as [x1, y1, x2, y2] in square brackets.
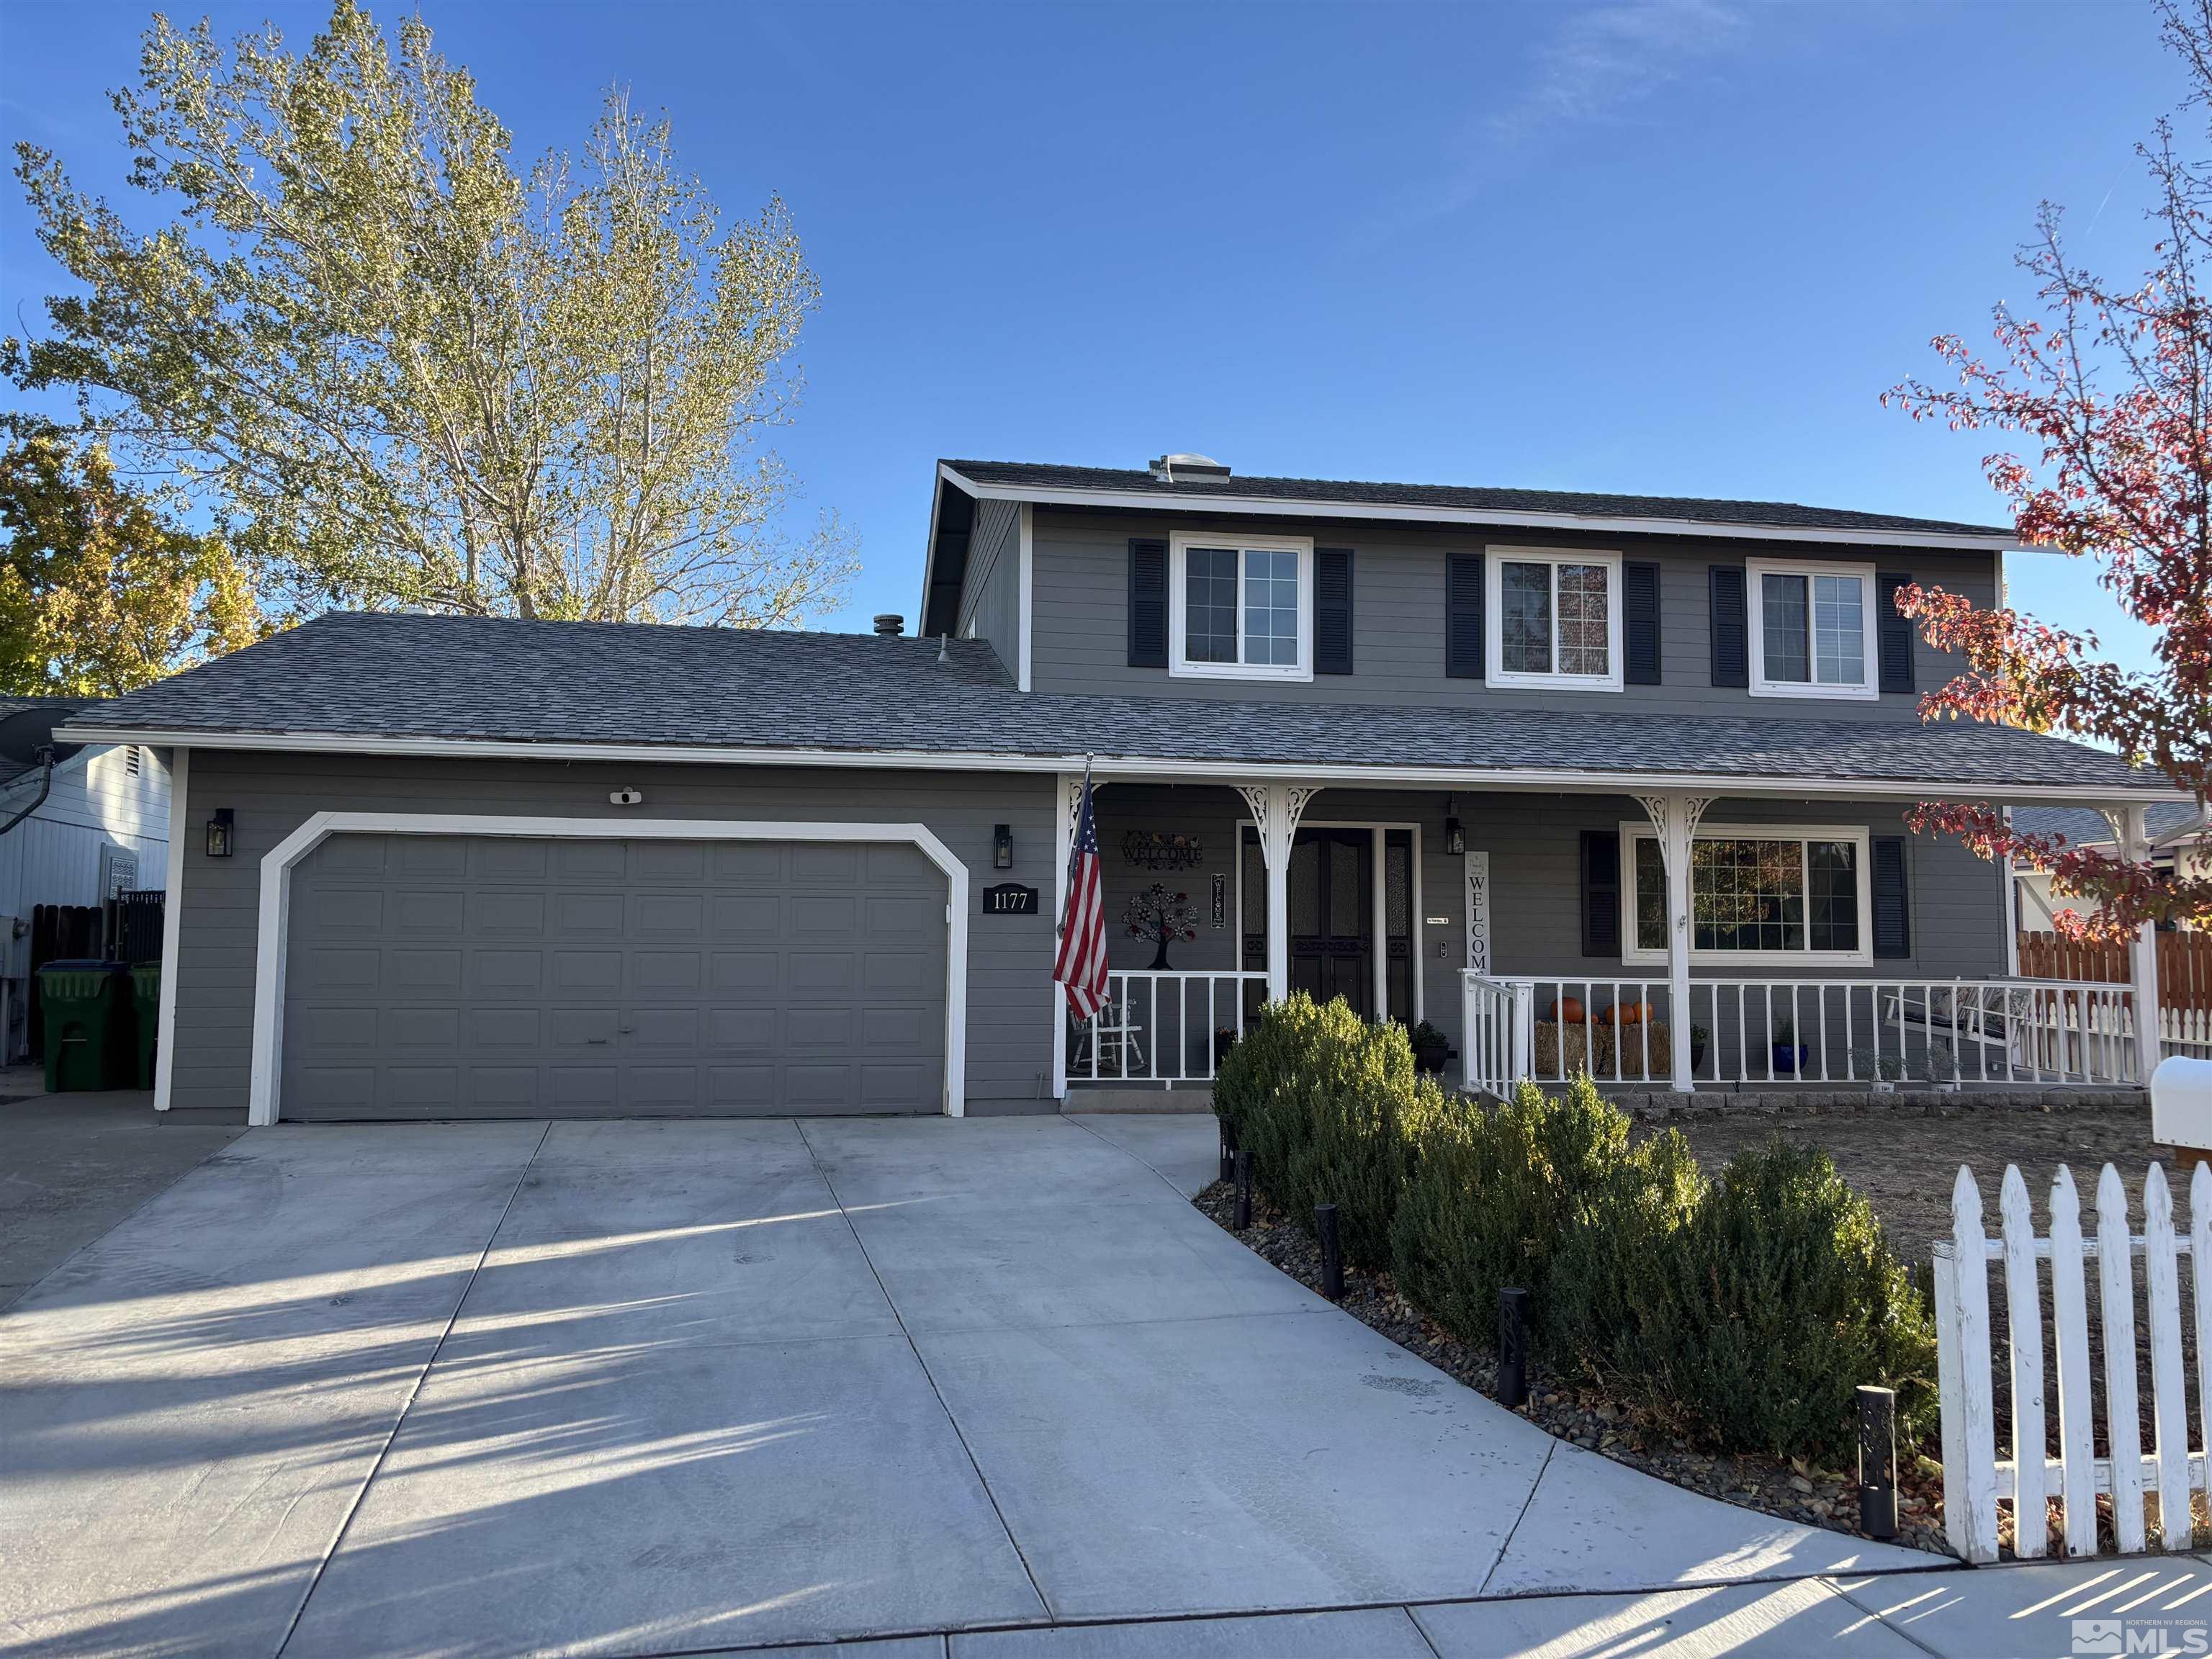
[248, 813, 969, 1126]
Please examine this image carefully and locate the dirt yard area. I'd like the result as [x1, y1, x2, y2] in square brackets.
[1648, 1102, 2179, 1264]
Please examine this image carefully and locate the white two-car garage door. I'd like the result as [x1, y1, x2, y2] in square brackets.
[280, 833, 949, 1120]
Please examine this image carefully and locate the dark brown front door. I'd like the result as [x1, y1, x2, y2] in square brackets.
[1288, 829, 1372, 1017]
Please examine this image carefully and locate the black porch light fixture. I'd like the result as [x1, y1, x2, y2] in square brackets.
[1444, 795, 1465, 856]
[992, 823, 1013, 869]
[205, 808, 235, 858]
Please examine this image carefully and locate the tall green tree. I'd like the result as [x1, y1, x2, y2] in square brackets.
[0, 429, 263, 696]
[5, 0, 853, 626]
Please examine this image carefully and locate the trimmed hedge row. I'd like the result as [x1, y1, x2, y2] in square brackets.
[1213, 994, 1936, 1463]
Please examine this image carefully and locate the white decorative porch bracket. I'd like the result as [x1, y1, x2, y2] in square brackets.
[1635, 791, 1712, 1093]
[2105, 802, 2162, 1083]
[1236, 783, 1322, 1002]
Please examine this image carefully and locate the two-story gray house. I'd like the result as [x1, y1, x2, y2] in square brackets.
[63, 454, 2190, 1125]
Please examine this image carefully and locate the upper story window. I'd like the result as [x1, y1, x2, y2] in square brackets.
[1748, 558, 1877, 701]
[1623, 823, 1871, 966]
[1485, 549, 1622, 691]
[1169, 531, 1313, 680]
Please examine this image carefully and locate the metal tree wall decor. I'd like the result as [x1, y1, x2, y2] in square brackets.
[1121, 831, 1204, 871]
[1123, 883, 1200, 969]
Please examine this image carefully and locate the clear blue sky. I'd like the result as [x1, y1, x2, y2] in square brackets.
[0, 0, 2175, 672]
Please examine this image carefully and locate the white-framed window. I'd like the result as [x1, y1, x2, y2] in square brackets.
[1485, 547, 1623, 691]
[1621, 822, 1873, 966]
[1747, 558, 1878, 701]
[1168, 531, 1314, 680]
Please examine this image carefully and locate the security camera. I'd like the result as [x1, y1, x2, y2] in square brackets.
[608, 788, 644, 806]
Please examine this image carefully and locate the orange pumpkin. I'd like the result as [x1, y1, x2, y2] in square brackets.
[1610, 1001, 1653, 1027]
[1546, 997, 1585, 1024]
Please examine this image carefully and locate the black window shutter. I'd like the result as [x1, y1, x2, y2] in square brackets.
[1871, 837, 1911, 959]
[1876, 572, 1915, 694]
[1447, 552, 1485, 679]
[1581, 830, 1621, 958]
[1128, 538, 1167, 668]
[1709, 565, 1749, 688]
[1624, 560, 1662, 685]
[1316, 547, 1354, 674]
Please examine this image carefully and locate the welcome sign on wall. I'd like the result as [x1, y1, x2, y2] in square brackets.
[1465, 851, 1491, 974]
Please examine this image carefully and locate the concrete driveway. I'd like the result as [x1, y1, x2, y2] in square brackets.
[4, 1112, 1951, 1657]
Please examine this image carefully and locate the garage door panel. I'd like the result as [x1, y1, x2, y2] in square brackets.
[392, 948, 463, 994]
[284, 832, 947, 1120]
[392, 891, 462, 936]
[554, 892, 626, 936]
[475, 840, 552, 879]
[708, 895, 780, 937]
[471, 1007, 546, 1048]
[385, 1007, 461, 1051]
[627, 1008, 699, 1048]
[395, 837, 468, 877]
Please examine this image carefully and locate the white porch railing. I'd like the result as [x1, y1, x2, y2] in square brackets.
[1935, 1161, 2212, 1562]
[1458, 972, 2149, 1093]
[1069, 970, 1267, 1086]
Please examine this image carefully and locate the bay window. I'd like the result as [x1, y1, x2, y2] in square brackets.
[1624, 824, 1871, 964]
[1485, 549, 1622, 691]
[1169, 532, 1313, 680]
[1748, 559, 1877, 700]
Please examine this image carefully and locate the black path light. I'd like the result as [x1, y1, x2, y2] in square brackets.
[1498, 1287, 1531, 1409]
[1857, 1385, 1899, 1539]
[1232, 1149, 1253, 1231]
[1315, 1204, 1344, 1301]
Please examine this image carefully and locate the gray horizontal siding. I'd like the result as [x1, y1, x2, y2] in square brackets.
[1032, 509, 1993, 719]
[957, 498, 1021, 678]
[171, 750, 1053, 1119]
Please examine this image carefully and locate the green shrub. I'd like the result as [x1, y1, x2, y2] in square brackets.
[1388, 1074, 1642, 1348]
[1580, 1136, 1936, 1462]
[1212, 994, 1421, 1269]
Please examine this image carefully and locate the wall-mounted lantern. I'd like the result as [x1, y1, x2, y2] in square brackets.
[993, 824, 1014, 870]
[1444, 816, 1466, 856]
[205, 808, 235, 858]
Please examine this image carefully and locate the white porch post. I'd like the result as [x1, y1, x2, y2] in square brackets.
[1237, 783, 1321, 1003]
[1637, 791, 1711, 1093]
[2114, 803, 2163, 1082]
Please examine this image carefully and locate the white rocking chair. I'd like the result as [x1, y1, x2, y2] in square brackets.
[1074, 991, 1146, 1079]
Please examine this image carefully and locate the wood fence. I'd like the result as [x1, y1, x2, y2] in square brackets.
[1936, 1161, 2212, 1563]
[2018, 931, 2212, 1012]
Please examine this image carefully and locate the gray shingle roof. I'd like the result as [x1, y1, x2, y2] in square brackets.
[2010, 804, 2205, 846]
[63, 612, 2177, 797]
[944, 459, 2015, 541]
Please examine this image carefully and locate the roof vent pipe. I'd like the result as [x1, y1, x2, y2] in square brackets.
[1149, 453, 1231, 484]
[873, 613, 905, 637]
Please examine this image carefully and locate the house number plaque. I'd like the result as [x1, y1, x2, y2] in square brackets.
[982, 884, 1038, 915]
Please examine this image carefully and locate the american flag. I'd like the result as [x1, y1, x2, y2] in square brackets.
[1053, 765, 1109, 1019]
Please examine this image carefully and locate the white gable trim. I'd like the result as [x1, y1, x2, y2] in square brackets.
[248, 812, 968, 1127]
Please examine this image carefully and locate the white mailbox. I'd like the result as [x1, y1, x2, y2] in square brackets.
[2152, 1056, 2212, 1155]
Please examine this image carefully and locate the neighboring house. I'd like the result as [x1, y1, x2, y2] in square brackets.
[0, 698, 171, 1061]
[61, 453, 2190, 1125]
[2009, 803, 2210, 936]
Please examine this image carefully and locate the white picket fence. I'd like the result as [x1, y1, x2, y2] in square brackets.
[1935, 1159, 2212, 1563]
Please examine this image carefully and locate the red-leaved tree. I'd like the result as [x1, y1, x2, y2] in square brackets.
[1884, 0, 2212, 939]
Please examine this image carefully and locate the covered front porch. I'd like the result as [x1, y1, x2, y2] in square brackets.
[1052, 775, 2175, 1100]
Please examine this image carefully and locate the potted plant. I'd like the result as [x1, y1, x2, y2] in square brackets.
[1121, 884, 1200, 970]
[1689, 1022, 1709, 1072]
[1912, 1041, 1961, 1094]
[1770, 1018, 1809, 1079]
[1408, 1019, 1452, 1074]
[1851, 1046, 1907, 1094]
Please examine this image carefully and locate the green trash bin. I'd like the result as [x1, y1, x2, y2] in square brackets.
[40, 961, 132, 1092]
[129, 962, 161, 1089]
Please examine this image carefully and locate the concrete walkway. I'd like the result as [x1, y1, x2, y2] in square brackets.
[4, 1109, 2159, 1658]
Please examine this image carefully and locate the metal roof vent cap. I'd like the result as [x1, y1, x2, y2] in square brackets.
[872, 613, 905, 637]
[1149, 453, 1231, 484]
